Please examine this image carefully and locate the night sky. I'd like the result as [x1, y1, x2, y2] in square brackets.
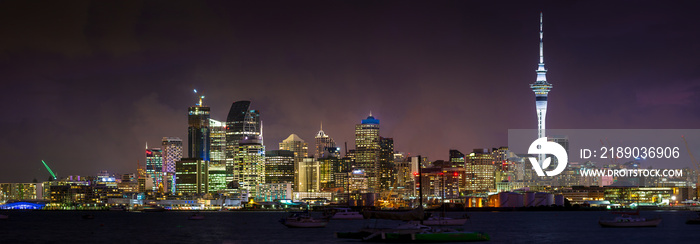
[2, 1, 700, 182]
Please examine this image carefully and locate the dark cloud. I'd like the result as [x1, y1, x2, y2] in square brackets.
[2, 1, 700, 181]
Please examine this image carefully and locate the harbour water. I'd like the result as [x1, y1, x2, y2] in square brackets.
[0, 210, 698, 243]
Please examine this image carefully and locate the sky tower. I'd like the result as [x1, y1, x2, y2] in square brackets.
[530, 13, 552, 163]
[531, 13, 552, 138]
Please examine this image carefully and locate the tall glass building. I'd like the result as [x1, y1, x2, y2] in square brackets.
[355, 113, 380, 192]
[232, 136, 265, 198]
[161, 137, 183, 193]
[315, 124, 336, 158]
[280, 134, 308, 191]
[225, 101, 261, 184]
[145, 147, 163, 192]
[162, 137, 183, 173]
[209, 119, 227, 165]
[188, 98, 210, 161]
[379, 137, 395, 191]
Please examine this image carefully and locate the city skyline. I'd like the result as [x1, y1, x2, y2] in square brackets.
[3, 1, 700, 182]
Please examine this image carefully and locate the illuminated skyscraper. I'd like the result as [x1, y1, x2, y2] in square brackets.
[530, 13, 553, 163]
[225, 101, 261, 184]
[208, 119, 228, 193]
[298, 157, 320, 192]
[280, 134, 308, 191]
[354, 113, 380, 192]
[162, 137, 183, 193]
[145, 146, 163, 192]
[464, 148, 496, 193]
[314, 123, 337, 158]
[209, 119, 227, 165]
[232, 135, 265, 198]
[379, 137, 394, 190]
[175, 158, 208, 194]
[188, 95, 210, 161]
[162, 137, 183, 173]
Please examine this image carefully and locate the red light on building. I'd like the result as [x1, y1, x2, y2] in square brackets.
[453, 172, 459, 177]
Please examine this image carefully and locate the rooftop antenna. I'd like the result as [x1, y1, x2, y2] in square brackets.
[539, 12, 544, 64]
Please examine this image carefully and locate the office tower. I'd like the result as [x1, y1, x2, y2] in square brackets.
[395, 153, 414, 190]
[145, 146, 163, 192]
[208, 118, 228, 193]
[315, 123, 337, 158]
[464, 148, 496, 193]
[265, 150, 295, 184]
[354, 113, 380, 192]
[530, 13, 553, 163]
[379, 137, 395, 190]
[280, 134, 308, 191]
[298, 157, 320, 192]
[188, 95, 210, 161]
[162, 137, 183, 173]
[232, 135, 265, 198]
[317, 156, 340, 189]
[208, 164, 227, 193]
[225, 101, 261, 143]
[225, 101, 261, 184]
[209, 119, 227, 165]
[175, 158, 209, 194]
[449, 150, 466, 168]
[162, 137, 183, 193]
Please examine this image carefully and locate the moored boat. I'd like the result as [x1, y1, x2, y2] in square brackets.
[337, 159, 489, 242]
[331, 208, 364, 220]
[598, 215, 661, 227]
[338, 208, 489, 242]
[280, 212, 328, 228]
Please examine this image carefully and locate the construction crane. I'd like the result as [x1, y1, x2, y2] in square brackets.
[41, 160, 57, 180]
[681, 136, 700, 200]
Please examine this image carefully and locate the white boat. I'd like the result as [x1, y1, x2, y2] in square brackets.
[331, 208, 364, 220]
[599, 214, 661, 227]
[280, 212, 328, 228]
[0, 214, 8, 220]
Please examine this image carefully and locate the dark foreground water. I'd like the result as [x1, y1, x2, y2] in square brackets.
[0, 210, 698, 243]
